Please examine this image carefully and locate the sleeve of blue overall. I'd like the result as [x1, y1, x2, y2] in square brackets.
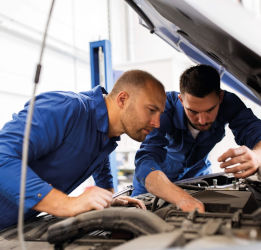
[92, 156, 114, 189]
[226, 93, 261, 148]
[0, 93, 81, 214]
[134, 112, 172, 188]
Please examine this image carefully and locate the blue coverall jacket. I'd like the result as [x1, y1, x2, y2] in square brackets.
[0, 86, 119, 230]
[133, 91, 261, 196]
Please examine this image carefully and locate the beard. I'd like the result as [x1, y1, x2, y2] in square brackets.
[188, 119, 213, 131]
[121, 103, 150, 142]
[122, 118, 148, 142]
[125, 127, 147, 142]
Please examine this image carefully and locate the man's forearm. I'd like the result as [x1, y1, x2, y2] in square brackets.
[33, 186, 113, 218]
[33, 188, 75, 217]
[145, 170, 191, 204]
[145, 170, 205, 212]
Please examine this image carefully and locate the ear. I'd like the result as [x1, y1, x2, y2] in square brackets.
[219, 90, 224, 104]
[178, 94, 184, 106]
[116, 91, 129, 109]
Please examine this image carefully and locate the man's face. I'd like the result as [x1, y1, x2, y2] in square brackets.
[179, 91, 223, 131]
[121, 82, 166, 142]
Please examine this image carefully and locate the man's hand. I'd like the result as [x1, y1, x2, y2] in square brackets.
[175, 194, 205, 213]
[111, 195, 146, 210]
[34, 186, 113, 217]
[71, 186, 113, 214]
[218, 145, 261, 178]
[145, 170, 205, 213]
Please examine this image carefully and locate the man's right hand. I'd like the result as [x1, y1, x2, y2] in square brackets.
[145, 170, 205, 213]
[70, 186, 113, 215]
[175, 193, 205, 213]
[34, 186, 113, 217]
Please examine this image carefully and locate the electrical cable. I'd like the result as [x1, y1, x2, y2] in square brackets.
[17, 1, 56, 249]
[71, 0, 78, 90]
[107, 0, 111, 41]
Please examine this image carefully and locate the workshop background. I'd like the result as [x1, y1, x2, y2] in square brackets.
[0, 0, 261, 191]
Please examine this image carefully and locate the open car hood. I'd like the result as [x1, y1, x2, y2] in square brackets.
[126, 0, 261, 105]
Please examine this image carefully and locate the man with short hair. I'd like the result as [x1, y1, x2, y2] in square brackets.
[0, 69, 168, 230]
[133, 65, 261, 212]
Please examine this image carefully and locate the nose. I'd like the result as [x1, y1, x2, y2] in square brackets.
[151, 113, 161, 128]
[198, 112, 207, 125]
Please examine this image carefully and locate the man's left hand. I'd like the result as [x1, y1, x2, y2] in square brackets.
[218, 146, 261, 178]
[111, 195, 146, 210]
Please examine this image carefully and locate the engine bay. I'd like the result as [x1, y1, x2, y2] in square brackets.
[1, 173, 261, 249]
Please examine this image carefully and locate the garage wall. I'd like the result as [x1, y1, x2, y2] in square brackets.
[0, 0, 108, 127]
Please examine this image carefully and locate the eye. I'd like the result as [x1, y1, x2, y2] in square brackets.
[148, 108, 156, 113]
[189, 110, 198, 115]
[206, 107, 215, 113]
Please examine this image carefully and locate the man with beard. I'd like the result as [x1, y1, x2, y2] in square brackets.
[133, 65, 261, 212]
[0, 69, 170, 230]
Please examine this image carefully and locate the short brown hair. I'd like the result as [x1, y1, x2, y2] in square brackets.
[109, 69, 165, 97]
[180, 65, 220, 97]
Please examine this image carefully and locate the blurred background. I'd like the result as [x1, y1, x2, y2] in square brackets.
[0, 0, 261, 191]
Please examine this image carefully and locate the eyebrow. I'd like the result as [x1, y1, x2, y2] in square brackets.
[186, 103, 218, 113]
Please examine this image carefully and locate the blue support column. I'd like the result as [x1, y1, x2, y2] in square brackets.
[89, 40, 118, 191]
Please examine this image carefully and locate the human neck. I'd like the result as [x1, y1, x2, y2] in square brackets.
[104, 96, 124, 138]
